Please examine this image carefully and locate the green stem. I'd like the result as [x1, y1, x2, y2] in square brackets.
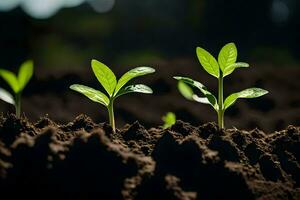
[107, 99, 116, 132]
[218, 71, 224, 129]
[15, 92, 21, 118]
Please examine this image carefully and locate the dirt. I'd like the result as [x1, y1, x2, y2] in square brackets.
[0, 114, 299, 200]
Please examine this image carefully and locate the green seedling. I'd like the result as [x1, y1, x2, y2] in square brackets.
[174, 42, 268, 129]
[70, 59, 155, 132]
[162, 112, 176, 129]
[0, 60, 34, 117]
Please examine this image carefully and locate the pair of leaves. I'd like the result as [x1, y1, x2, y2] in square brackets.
[0, 60, 34, 105]
[70, 59, 155, 107]
[175, 77, 268, 111]
[196, 43, 249, 77]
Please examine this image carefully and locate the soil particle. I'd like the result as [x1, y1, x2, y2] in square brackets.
[245, 142, 264, 165]
[208, 134, 241, 162]
[34, 115, 55, 129]
[171, 120, 197, 136]
[0, 141, 11, 179]
[164, 175, 197, 200]
[60, 114, 99, 132]
[0, 114, 36, 146]
[123, 121, 150, 141]
[259, 154, 285, 182]
[197, 122, 219, 139]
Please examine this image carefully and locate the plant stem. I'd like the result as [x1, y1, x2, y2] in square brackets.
[107, 99, 116, 132]
[218, 71, 224, 129]
[15, 92, 21, 118]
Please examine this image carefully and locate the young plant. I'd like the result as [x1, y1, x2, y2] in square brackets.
[70, 59, 155, 132]
[0, 60, 34, 117]
[174, 42, 268, 129]
[161, 112, 176, 129]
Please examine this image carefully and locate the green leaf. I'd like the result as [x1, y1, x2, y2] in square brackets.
[91, 59, 117, 97]
[174, 76, 205, 89]
[0, 87, 15, 105]
[224, 88, 269, 110]
[115, 84, 153, 97]
[177, 81, 194, 100]
[162, 112, 176, 129]
[0, 69, 19, 93]
[223, 62, 249, 77]
[114, 66, 155, 96]
[177, 81, 211, 105]
[174, 76, 218, 110]
[70, 84, 110, 106]
[218, 42, 237, 72]
[196, 47, 219, 78]
[192, 95, 211, 104]
[18, 60, 34, 91]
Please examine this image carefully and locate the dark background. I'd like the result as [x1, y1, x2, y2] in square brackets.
[0, 0, 299, 132]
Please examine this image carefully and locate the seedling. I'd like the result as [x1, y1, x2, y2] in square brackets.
[174, 42, 268, 129]
[0, 60, 34, 117]
[70, 59, 155, 132]
[162, 112, 176, 129]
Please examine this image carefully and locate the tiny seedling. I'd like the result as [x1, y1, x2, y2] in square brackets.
[174, 42, 268, 129]
[162, 112, 176, 129]
[70, 59, 155, 132]
[0, 60, 34, 117]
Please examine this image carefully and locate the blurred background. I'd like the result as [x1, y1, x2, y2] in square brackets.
[0, 0, 299, 132]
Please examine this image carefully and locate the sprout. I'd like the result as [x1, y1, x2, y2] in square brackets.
[174, 43, 268, 129]
[0, 60, 34, 117]
[162, 112, 176, 129]
[70, 59, 155, 132]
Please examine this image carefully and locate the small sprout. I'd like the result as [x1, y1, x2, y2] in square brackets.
[0, 60, 34, 117]
[162, 112, 176, 129]
[174, 42, 268, 129]
[70, 59, 155, 132]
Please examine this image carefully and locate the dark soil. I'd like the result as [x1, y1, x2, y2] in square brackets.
[0, 114, 299, 200]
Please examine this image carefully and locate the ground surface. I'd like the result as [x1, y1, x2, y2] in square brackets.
[0, 114, 299, 200]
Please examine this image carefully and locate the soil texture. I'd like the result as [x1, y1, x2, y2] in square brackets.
[0, 114, 299, 200]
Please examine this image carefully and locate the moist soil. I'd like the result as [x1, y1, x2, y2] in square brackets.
[0, 114, 299, 200]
